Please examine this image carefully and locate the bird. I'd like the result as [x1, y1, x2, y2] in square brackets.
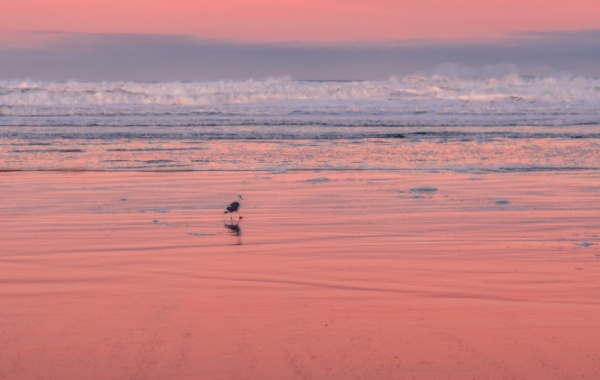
[224, 195, 243, 220]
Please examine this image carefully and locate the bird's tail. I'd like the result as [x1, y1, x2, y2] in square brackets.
[223, 211, 229, 214]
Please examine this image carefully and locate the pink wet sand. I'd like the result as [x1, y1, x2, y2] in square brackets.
[1, 170, 599, 379]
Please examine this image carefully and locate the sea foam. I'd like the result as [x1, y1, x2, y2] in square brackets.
[1, 75, 600, 127]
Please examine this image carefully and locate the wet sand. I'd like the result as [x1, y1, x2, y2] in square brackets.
[1, 170, 599, 379]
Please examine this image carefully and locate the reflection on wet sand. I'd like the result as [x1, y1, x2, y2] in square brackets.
[224, 219, 242, 245]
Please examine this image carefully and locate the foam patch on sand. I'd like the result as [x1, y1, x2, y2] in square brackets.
[410, 186, 438, 193]
[141, 207, 169, 213]
[577, 241, 594, 247]
[268, 167, 289, 174]
[305, 177, 330, 184]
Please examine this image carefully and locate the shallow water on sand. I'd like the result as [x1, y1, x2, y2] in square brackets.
[1, 170, 599, 379]
[2, 132, 599, 172]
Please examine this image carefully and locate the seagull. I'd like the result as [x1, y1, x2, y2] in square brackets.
[224, 195, 243, 220]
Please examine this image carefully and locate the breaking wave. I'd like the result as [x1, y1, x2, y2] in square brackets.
[1, 74, 600, 127]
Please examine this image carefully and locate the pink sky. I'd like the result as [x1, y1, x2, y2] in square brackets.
[3, 0, 600, 43]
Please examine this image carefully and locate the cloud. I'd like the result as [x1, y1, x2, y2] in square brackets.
[510, 29, 600, 43]
[1, 30, 599, 81]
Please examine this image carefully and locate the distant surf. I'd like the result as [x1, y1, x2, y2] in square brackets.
[1, 74, 600, 128]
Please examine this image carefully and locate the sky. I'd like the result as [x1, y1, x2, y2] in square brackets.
[1, 0, 599, 80]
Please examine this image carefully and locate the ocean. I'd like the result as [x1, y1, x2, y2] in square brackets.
[1, 75, 599, 172]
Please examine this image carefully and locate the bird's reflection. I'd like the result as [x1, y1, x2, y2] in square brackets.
[224, 219, 242, 245]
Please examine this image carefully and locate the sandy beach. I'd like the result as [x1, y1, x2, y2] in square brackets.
[1, 169, 599, 379]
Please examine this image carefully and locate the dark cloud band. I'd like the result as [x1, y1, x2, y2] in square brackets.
[1, 30, 599, 80]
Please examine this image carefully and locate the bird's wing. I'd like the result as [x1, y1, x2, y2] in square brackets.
[227, 201, 240, 212]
